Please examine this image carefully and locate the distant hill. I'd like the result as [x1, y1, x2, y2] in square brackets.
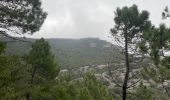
[0, 37, 123, 69]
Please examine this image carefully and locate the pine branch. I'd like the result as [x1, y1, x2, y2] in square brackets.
[127, 78, 142, 89]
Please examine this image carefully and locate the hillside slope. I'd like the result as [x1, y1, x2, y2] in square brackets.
[1, 37, 123, 69]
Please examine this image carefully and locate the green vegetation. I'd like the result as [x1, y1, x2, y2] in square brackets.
[1, 38, 113, 100]
[0, 1, 170, 100]
[53, 72, 113, 100]
[1, 37, 122, 69]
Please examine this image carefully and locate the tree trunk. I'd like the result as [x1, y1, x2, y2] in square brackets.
[26, 66, 37, 100]
[26, 93, 31, 100]
[31, 66, 37, 84]
[122, 32, 130, 100]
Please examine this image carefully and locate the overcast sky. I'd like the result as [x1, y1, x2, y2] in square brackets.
[28, 0, 170, 41]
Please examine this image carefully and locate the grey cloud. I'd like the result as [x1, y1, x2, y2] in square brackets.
[28, 0, 170, 41]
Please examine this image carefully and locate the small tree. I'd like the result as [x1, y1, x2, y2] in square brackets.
[26, 38, 59, 99]
[28, 38, 59, 81]
[110, 5, 151, 100]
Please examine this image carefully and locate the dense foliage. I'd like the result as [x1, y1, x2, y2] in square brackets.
[0, 0, 47, 36]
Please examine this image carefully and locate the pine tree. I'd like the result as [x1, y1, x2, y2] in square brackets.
[140, 24, 170, 97]
[25, 38, 59, 99]
[0, 0, 47, 38]
[110, 5, 151, 100]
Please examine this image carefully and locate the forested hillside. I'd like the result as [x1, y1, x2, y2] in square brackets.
[1, 37, 122, 69]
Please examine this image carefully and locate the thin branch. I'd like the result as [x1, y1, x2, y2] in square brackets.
[0, 31, 32, 43]
[127, 78, 142, 89]
[128, 72, 140, 80]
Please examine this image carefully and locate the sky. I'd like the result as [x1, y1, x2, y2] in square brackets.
[28, 0, 170, 41]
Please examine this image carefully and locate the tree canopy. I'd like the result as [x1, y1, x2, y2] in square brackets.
[0, 0, 47, 37]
